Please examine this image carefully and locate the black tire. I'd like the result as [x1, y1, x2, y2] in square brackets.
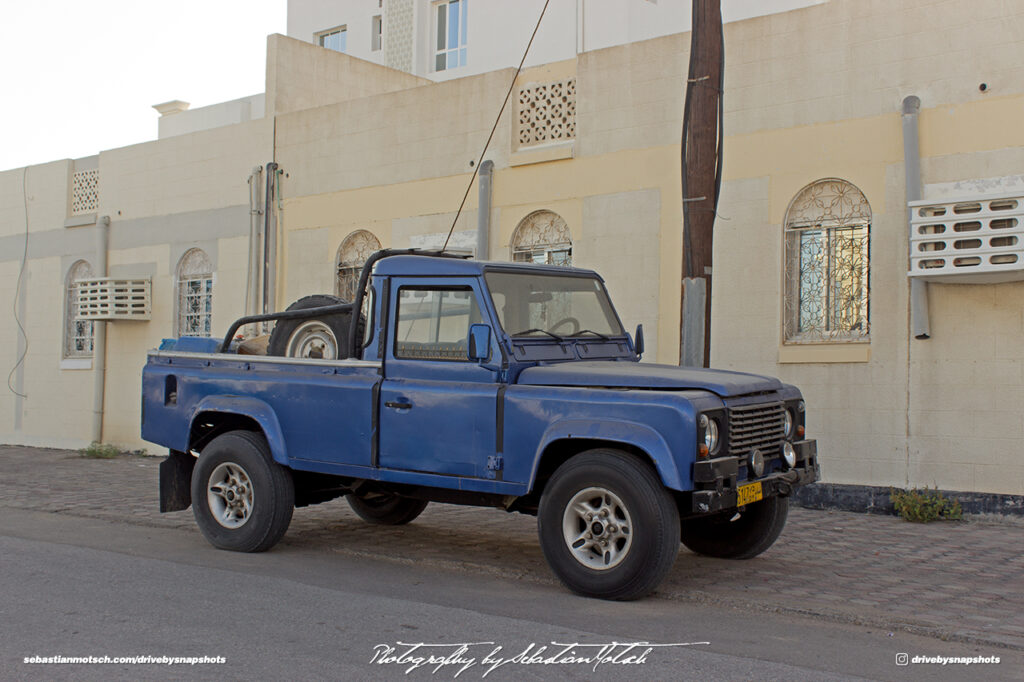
[346, 492, 428, 525]
[267, 294, 360, 359]
[191, 430, 294, 552]
[537, 449, 680, 601]
[680, 496, 789, 559]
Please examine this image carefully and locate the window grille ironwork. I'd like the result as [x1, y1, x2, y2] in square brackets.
[336, 230, 382, 301]
[516, 78, 576, 150]
[511, 210, 572, 266]
[64, 260, 94, 358]
[784, 179, 870, 343]
[176, 248, 214, 337]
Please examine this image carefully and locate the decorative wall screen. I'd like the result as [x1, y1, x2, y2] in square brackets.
[784, 179, 870, 343]
[336, 230, 382, 301]
[515, 78, 576, 150]
[64, 260, 94, 358]
[76, 278, 152, 320]
[908, 193, 1024, 283]
[176, 248, 214, 337]
[71, 169, 99, 215]
[511, 210, 572, 266]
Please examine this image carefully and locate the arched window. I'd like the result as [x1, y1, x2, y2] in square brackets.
[176, 248, 214, 337]
[336, 230, 381, 301]
[784, 179, 870, 342]
[64, 260, 94, 358]
[511, 210, 572, 266]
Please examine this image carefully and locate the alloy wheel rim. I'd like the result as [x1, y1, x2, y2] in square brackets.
[207, 462, 254, 529]
[561, 486, 633, 570]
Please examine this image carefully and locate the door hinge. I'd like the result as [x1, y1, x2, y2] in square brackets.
[485, 455, 504, 480]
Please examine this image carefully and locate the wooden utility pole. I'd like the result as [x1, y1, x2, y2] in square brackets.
[680, 0, 723, 368]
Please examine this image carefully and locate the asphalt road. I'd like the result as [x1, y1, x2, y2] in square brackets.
[1, 508, 1018, 681]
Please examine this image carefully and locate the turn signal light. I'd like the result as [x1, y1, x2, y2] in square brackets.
[698, 444, 709, 458]
[797, 425, 805, 437]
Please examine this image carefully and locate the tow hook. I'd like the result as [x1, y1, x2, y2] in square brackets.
[777, 470, 800, 498]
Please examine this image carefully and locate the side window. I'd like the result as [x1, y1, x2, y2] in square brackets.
[395, 287, 481, 361]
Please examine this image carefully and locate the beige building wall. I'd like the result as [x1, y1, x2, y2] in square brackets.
[710, 0, 1024, 497]
[0, 110, 272, 450]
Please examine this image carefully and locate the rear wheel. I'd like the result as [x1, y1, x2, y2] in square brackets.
[537, 449, 679, 600]
[347, 492, 428, 525]
[191, 430, 294, 552]
[680, 496, 789, 559]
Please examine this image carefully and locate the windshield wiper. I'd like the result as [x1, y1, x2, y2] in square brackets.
[573, 329, 610, 340]
[511, 328, 565, 341]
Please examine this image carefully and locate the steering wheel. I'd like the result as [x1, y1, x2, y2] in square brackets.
[549, 316, 580, 335]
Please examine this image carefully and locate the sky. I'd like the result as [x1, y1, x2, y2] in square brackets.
[0, 0, 286, 172]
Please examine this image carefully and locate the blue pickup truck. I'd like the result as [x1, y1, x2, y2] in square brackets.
[142, 250, 818, 600]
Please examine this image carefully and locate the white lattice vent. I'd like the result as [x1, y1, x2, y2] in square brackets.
[71, 169, 99, 215]
[515, 78, 576, 150]
[75, 278, 151, 321]
[909, 193, 1024, 283]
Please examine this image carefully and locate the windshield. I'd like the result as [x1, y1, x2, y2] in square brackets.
[485, 271, 625, 339]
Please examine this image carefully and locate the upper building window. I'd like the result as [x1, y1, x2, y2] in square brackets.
[318, 26, 347, 52]
[176, 248, 214, 337]
[336, 230, 382, 301]
[435, 0, 467, 71]
[512, 210, 572, 266]
[372, 15, 383, 51]
[64, 260, 94, 359]
[783, 179, 871, 343]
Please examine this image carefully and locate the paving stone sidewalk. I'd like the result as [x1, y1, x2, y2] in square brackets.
[3, 445, 1022, 650]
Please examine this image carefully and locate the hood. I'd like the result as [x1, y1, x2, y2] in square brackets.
[516, 361, 782, 397]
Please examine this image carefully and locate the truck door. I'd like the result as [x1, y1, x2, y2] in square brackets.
[378, 278, 500, 478]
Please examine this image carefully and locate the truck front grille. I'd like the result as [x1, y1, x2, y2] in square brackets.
[728, 401, 785, 457]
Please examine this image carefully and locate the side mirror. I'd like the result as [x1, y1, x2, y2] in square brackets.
[634, 324, 645, 358]
[467, 324, 491, 362]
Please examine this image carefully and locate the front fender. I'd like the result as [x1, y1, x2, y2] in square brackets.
[190, 395, 289, 466]
[531, 419, 685, 491]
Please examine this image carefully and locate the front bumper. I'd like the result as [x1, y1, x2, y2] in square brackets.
[690, 440, 819, 514]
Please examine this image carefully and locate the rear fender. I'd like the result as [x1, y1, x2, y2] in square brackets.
[189, 395, 289, 466]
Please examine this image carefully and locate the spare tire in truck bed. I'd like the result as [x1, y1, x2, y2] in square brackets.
[267, 294, 362, 359]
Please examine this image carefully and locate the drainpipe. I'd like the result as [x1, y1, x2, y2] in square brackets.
[91, 215, 110, 444]
[246, 167, 263, 332]
[476, 160, 493, 258]
[263, 162, 278, 320]
[902, 95, 930, 339]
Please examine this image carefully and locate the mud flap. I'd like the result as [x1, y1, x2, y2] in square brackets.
[159, 450, 196, 512]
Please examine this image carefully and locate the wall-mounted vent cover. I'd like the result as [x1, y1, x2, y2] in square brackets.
[75, 278, 151, 321]
[909, 193, 1024, 283]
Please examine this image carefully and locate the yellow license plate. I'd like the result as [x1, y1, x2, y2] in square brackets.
[737, 481, 763, 506]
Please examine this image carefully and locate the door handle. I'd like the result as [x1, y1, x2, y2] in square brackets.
[385, 400, 413, 410]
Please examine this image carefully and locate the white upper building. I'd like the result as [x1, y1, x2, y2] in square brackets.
[286, 0, 828, 81]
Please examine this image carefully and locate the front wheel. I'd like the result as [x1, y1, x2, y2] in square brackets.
[537, 449, 680, 601]
[679, 496, 788, 559]
[191, 430, 294, 552]
[347, 492, 428, 525]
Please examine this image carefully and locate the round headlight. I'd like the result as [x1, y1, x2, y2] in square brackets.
[782, 441, 797, 469]
[783, 409, 794, 437]
[704, 418, 719, 453]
